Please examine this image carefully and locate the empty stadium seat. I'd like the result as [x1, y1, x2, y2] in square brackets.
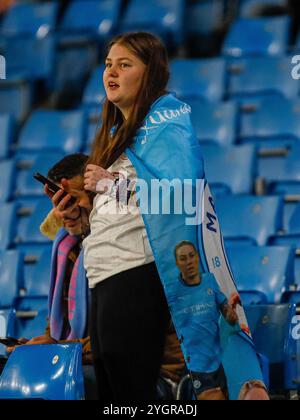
[244, 304, 299, 391]
[169, 58, 226, 102]
[0, 202, 17, 250]
[240, 98, 300, 141]
[17, 244, 52, 297]
[14, 151, 64, 197]
[0, 114, 14, 160]
[0, 309, 16, 356]
[202, 144, 256, 195]
[223, 16, 290, 57]
[82, 65, 106, 107]
[0, 250, 23, 308]
[15, 197, 53, 245]
[121, 0, 185, 50]
[0, 75, 32, 123]
[240, 0, 288, 17]
[12, 296, 48, 339]
[0, 159, 15, 203]
[227, 56, 299, 100]
[0, 343, 85, 400]
[0, 2, 58, 38]
[18, 110, 85, 154]
[85, 106, 102, 150]
[3, 36, 56, 84]
[187, 99, 238, 146]
[60, 0, 120, 42]
[216, 195, 284, 246]
[227, 246, 295, 304]
[186, 0, 224, 36]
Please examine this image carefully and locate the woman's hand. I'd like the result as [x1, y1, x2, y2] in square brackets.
[84, 164, 115, 193]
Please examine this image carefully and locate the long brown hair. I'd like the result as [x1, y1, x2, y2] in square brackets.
[88, 32, 170, 169]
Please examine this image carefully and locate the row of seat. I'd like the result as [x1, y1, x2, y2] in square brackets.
[1, 302, 298, 396]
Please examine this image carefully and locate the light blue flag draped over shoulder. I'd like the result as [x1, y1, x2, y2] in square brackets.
[126, 93, 263, 400]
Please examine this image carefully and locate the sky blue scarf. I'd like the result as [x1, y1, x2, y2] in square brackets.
[126, 93, 264, 399]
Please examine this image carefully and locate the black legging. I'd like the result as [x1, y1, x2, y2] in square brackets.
[90, 262, 170, 402]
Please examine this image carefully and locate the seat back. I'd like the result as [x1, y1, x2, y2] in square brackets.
[244, 304, 299, 390]
[0, 114, 14, 160]
[216, 195, 284, 246]
[13, 296, 48, 339]
[0, 250, 23, 308]
[0, 203, 17, 250]
[0, 344, 84, 400]
[223, 16, 289, 57]
[227, 246, 295, 304]
[82, 65, 106, 107]
[0, 309, 16, 356]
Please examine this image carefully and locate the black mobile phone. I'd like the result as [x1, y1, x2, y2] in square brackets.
[33, 172, 77, 206]
[0, 337, 23, 347]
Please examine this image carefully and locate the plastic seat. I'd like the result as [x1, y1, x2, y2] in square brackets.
[169, 58, 226, 102]
[12, 296, 48, 339]
[244, 304, 299, 390]
[0, 75, 32, 123]
[223, 16, 289, 57]
[0, 343, 84, 400]
[0, 202, 17, 250]
[240, 0, 288, 17]
[15, 197, 53, 245]
[82, 65, 106, 107]
[0, 114, 14, 160]
[187, 99, 238, 146]
[202, 144, 255, 195]
[0, 309, 16, 356]
[0, 250, 23, 308]
[85, 106, 102, 150]
[228, 56, 298, 101]
[216, 195, 284, 246]
[14, 151, 64, 197]
[0, 2, 58, 38]
[186, 0, 224, 36]
[17, 244, 52, 297]
[120, 0, 185, 50]
[18, 110, 85, 154]
[60, 0, 120, 42]
[0, 160, 15, 203]
[227, 246, 295, 304]
[3, 36, 56, 84]
[240, 98, 300, 141]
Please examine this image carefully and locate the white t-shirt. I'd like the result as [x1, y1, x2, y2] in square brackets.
[83, 153, 154, 289]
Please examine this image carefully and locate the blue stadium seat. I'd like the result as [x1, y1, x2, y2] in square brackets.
[0, 343, 85, 400]
[216, 195, 284, 246]
[18, 110, 85, 154]
[169, 58, 226, 102]
[121, 0, 185, 50]
[240, 98, 300, 141]
[187, 99, 238, 146]
[60, 0, 120, 42]
[15, 197, 53, 245]
[227, 246, 295, 304]
[18, 244, 52, 297]
[0, 159, 15, 203]
[244, 304, 299, 391]
[0, 114, 14, 160]
[53, 42, 98, 105]
[3, 36, 56, 84]
[0, 250, 23, 308]
[202, 144, 256, 195]
[14, 151, 64, 197]
[0, 309, 16, 356]
[0, 2, 58, 38]
[223, 16, 290, 57]
[227, 57, 298, 100]
[82, 65, 106, 107]
[12, 296, 48, 339]
[0, 202, 17, 250]
[0, 75, 33, 123]
[240, 0, 288, 17]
